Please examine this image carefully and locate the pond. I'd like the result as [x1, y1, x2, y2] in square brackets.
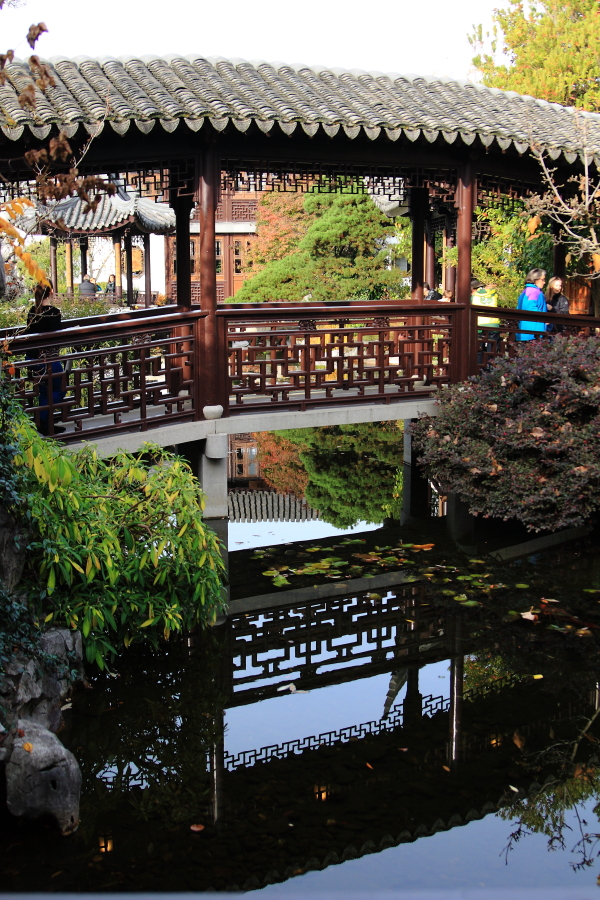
[3, 424, 600, 894]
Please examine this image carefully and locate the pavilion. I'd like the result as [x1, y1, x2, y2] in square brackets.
[2, 54, 600, 405]
[34, 188, 175, 305]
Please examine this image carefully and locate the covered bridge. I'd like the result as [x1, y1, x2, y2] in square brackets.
[1, 56, 600, 444]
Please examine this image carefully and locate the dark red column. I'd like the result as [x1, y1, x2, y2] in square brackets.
[444, 213, 456, 295]
[410, 187, 428, 302]
[198, 145, 223, 411]
[49, 236, 58, 292]
[455, 162, 476, 381]
[172, 195, 194, 310]
[425, 217, 436, 291]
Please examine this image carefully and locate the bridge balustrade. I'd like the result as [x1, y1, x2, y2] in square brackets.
[218, 302, 463, 414]
[3, 308, 207, 441]
[3, 300, 600, 441]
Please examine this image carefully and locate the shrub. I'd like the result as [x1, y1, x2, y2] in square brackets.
[411, 335, 600, 532]
[3, 390, 226, 668]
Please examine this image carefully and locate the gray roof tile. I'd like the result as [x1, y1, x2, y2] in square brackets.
[1, 55, 599, 161]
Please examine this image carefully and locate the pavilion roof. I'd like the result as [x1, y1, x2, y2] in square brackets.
[35, 193, 176, 235]
[1, 55, 599, 165]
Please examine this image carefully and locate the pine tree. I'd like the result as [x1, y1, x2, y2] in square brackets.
[471, 0, 600, 110]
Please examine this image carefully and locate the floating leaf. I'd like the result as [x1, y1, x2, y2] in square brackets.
[190, 824, 205, 832]
[272, 574, 291, 587]
[513, 731, 525, 749]
[515, 583, 530, 589]
[533, 674, 544, 680]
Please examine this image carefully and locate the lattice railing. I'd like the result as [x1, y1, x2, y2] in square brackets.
[219, 303, 460, 413]
[3, 309, 206, 442]
[222, 674, 523, 771]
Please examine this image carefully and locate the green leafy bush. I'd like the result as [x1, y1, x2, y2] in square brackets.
[412, 335, 600, 532]
[4, 400, 225, 668]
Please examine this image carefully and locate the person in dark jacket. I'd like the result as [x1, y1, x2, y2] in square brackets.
[546, 276, 570, 333]
[79, 274, 96, 296]
[423, 282, 442, 301]
[26, 283, 66, 435]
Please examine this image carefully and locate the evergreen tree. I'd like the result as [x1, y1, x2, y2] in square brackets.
[281, 423, 403, 528]
[471, 0, 600, 110]
[230, 192, 406, 303]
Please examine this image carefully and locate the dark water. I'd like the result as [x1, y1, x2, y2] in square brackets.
[4, 512, 600, 892]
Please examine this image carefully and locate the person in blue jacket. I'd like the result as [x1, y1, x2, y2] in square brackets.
[516, 268, 548, 341]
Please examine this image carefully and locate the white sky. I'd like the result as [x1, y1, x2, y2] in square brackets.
[4, 0, 498, 81]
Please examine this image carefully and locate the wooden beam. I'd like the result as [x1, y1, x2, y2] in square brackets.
[143, 232, 151, 308]
[79, 237, 88, 278]
[410, 187, 428, 302]
[49, 236, 58, 293]
[199, 145, 224, 410]
[124, 231, 134, 307]
[65, 240, 73, 296]
[113, 234, 122, 301]
[425, 217, 436, 291]
[455, 161, 476, 380]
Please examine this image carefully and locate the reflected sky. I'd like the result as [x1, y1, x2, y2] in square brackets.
[225, 659, 450, 757]
[228, 519, 382, 551]
[264, 803, 598, 893]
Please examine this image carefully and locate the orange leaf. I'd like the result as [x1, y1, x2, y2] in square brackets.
[22, 742, 33, 753]
[189, 824, 205, 832]
[366, 762, 373, 769]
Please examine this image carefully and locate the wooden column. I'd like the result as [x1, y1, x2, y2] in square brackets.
[425, 217, 436, 290]
[65, 240, 73, 296]
[448, 618, 464, 768]
[173, 195, 194, 309]
[143, 232, 151, 307]
[444, 213, 456, 295]
[456, 163, 475, 304]
[79, 237, 88, 278]
[49, 236, 58, 293]
[113, 234, 122, 301]
[199, 145, 222, 410]
[455, 162, 476, 381]
[124, 231, 134, 307]
[410, 187, 428, 302]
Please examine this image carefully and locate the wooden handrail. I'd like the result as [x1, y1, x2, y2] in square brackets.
[5, 309, 208, 353]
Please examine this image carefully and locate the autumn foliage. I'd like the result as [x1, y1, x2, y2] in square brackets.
[254, 432, 309, 497]
[412, 336, 600, 532]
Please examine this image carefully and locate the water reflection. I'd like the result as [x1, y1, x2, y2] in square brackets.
[4, 534, 600, 892]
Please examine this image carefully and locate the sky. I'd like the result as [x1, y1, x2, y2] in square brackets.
[4, 0, 499, 82]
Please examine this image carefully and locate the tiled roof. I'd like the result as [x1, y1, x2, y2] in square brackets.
[41, 193, 175, 234]
[1, 55, 599, 164]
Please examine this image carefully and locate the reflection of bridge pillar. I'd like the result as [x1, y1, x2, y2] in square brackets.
[403, 665, 423, 728]
[446, 492, 475, 545]
[211, 711, 226, 830]
[449, 618, 464, 768]
[402, 422, 429, 524]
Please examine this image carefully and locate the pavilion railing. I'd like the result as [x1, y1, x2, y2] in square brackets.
[3, 309, 207, 442]
[468, 304, 600, 373]
[217, 302, 468, 414]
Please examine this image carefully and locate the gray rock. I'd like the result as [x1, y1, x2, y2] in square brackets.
[5, 719, 81, 834]
[0, 504, 30, 593]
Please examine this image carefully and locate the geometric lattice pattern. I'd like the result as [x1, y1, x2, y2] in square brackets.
[224, 306, 454, 413]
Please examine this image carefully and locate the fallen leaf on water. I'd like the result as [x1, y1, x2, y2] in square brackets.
[22, 742, 33, 753]
[521, 610, 537, 621]
[190, 824, 205, 832]
[515, 584, 530, 589]
[533, 674, 544, 680]
[398, 748, 409, 752]
[366, 763, 373, 769]
[442, 765, 450, 772]
[509, 785, 519, 792]
[277, 683, 297, 693]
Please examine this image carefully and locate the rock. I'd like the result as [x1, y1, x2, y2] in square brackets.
[0, 628, 84, 732]
[0, 504, 30, 593]
[5, 719, 81, 834]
